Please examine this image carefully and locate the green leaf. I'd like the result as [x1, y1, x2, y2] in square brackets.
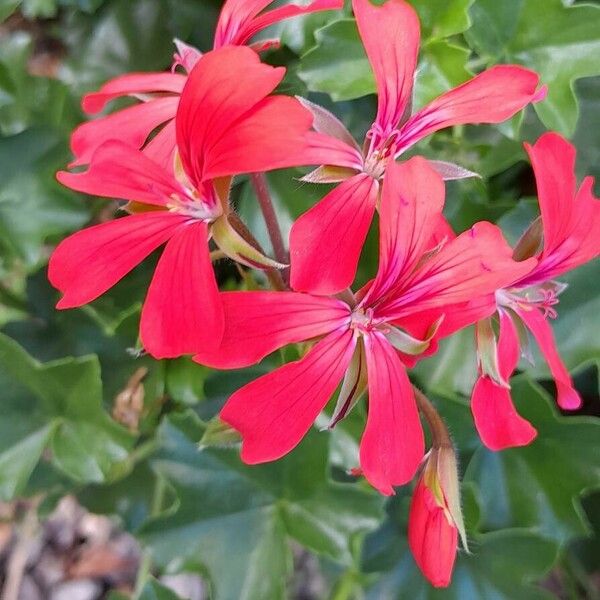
[466, 0, 600, 135]
[140, 413, 383, 600]
[465, 376, 600, 543]
[298, 19, 374, 102]
[0, 128, 90, 270]
[298, 18, 471, 111]
[410, 0, 474, 39]
[0, 331, 134, 498]
[137, 579, 184, 600]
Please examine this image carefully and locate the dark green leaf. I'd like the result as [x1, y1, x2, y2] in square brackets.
[466, 0, 600, 135]
[140, 413, 383, 599]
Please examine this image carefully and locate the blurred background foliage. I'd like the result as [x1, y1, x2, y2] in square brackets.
[0, 0, 599, 598]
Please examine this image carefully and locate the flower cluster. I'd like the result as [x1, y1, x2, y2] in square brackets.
[49, 0, 600, 588]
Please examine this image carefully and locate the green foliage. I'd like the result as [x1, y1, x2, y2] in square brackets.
[0, 0, 598, 597]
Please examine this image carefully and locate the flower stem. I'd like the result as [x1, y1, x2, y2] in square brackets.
[413, 387, 452, 448]
[250, 173, 288, 266]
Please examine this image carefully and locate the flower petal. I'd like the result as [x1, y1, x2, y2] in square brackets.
[471, 311, 537, 450]
[175, 46, 285, 185]
[377, 222, 537, 320]
[140, 221, 224, 359]
[70, 97, 179, 167]
[81, 72, 185, 114]
[521, 133, 600, 284]
[195, 291, 351, 369]
[516, 307, 582, 410]
[353, 0, 419, 144]
[201, 95, 316, 180]
[217, 0, 342, 47]
[143, 120, 178, 171]
[360, 332, 424, 495]
[290, 173, 379, 294]
[49, 212, 187, 308]
[364, 157, 445, 304]
[58, 140, 184, 207]
[397, 65, 543, 155]
[221, 328, 356, 463]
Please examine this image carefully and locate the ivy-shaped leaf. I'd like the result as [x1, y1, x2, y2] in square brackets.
[466, 0, 600, 135]
[140, 413, 383, 600]
[0, 331, 134, 499]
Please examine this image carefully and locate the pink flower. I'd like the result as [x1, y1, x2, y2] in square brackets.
[194, 158, 535, 494]
[49, 46, 325, 359]
[471, 132, 600, 451]
[408, 445, 467, 588]
[69, 0, 343, 169]
[289, 0, 546, 296]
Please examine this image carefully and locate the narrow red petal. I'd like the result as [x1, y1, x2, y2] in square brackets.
[49, 212, 187, 308]
[58, 140, 184, 207]
[194, 291, 351, 368]
[140, 221, 224, 359]
[353, 0, 419, 142]
[290, 174, 378, 295]
[378, 222, 537, 320]
[228, 0, 343, 46]
[81, 72, 185, 114]
[520, 133, 600, 284]
[70, 97, 178, 167]
[221, 328, 355, 463]
[398, 65, 542, 154]
[359, 332, 424, 495]
[516, 307, 582, 410]
[363, 157, 445, 304]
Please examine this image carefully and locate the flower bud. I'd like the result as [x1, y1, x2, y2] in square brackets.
[408, 446, 467, 588]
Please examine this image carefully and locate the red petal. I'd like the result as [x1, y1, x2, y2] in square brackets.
[397, 66, 542, 154]
[58, 140, 184, 207]
[521, 133, 600, 284]
[70, 97, 178, 167]
[175, 46, 285, 185]
[377, 222, 537, 320]
[202, 95, 316, 180]
[140, 221, 224, 359]
[143, 120, 177, 171]
[353, 0, 419, 143]
[408, 479, 458, 588]
[359, 332, 424, 495]
[363, 157, 445, 304]
[194, 291, 351, 368]
[290, 174, 379, 294]
[472, 311, 537, 450]
[81, 72, 185, 114]
[516, 307, 582, 410]
[49, 212, 187, 308]
[217, 0, 342, 47]
[221, 328, 356, 463]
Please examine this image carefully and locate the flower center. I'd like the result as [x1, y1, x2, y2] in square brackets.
[496, 281, 567, 319]
[363, 124, 402, 179]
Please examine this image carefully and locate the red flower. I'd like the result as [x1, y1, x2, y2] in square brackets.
[50, 46, 323, 359]
[69, 0, 343, 169]
[408, 446, 467, 588]
[194, 158, 534, 494]
[289, 0, 546, 296]
[471, 132, 600, 451]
